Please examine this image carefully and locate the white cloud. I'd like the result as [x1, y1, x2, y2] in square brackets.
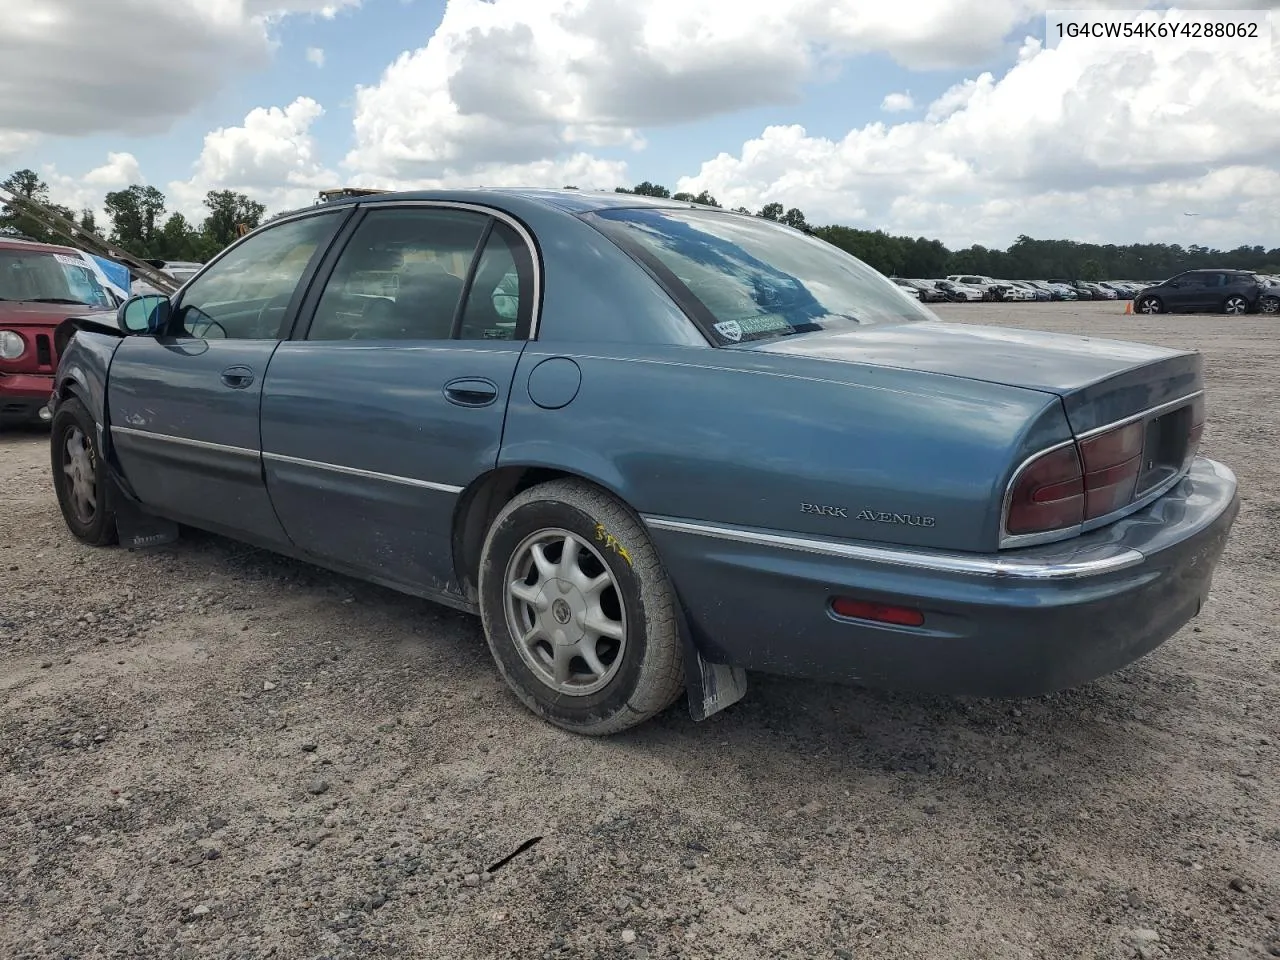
[343, 0, 1274, 186]
[306, 46, 326, 67]
[880, 92, 915, 112]
[168, 97, 338, 219]
[44, 153, 145, 214]
[0, 0, 358, 149]
[673, 25, 1280, 248]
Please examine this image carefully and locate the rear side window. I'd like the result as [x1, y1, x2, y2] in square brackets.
[587, 208, 935, 345]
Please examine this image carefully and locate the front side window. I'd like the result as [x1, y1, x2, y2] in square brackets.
[588, 208, 936, 345]
[0, 249, 113, 308]
[307, 208, 492, 341]
[173, 211, 344, 340]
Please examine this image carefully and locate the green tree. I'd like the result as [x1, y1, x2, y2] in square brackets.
[104, 185, 167, 256]
[616, 181, 671, 198]
[158, 213, 202, 261]
[200, 189, 266, 253]
[1078, 258, 1102, 281]
[0, 169, 79, 244]
[780, 207, 808, 230]
[757, 202, 784, 221]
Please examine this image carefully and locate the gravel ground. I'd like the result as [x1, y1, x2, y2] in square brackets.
[1, 302, 1277, 960]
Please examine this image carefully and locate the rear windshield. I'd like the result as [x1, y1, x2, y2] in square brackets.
[588, 208, 936, 345]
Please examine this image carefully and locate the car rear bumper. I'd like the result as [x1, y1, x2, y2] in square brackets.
[645, 457, 1239, 698]
[0, 373, 54, 424]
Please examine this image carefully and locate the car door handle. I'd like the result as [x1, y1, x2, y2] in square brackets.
[220, 366, 255, 389]
[443, 377, 498, 407]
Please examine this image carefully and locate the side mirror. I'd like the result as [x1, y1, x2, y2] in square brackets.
[119, 294, 170, 335]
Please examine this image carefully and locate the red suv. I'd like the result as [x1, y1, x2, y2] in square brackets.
[0, 237, 118, 426]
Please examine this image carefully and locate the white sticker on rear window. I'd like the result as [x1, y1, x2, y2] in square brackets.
[54, 253, 84, 266]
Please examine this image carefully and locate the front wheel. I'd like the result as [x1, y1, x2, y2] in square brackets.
[478, 479, 685, 735]
[1223, 295, 1249, 315]
[1259, 295, 1279, 316]
[50, 396, 117, 546]
[1135, 296, 1163, 314]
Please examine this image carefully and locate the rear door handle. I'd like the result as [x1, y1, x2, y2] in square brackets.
[443, 377, 498, 407]
[220, 366, 255, 389]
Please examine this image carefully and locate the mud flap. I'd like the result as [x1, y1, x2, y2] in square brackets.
[106, 474, 179, 548]
[673, 598, 748, 721]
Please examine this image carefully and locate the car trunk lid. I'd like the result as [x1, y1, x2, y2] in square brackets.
[744, 321, 1202, 435]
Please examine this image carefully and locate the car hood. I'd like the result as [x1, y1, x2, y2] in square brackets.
[0, 301, 116, 327]
[742, 320, 1200, 434]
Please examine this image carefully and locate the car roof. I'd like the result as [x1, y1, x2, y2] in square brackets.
[0, 236, 84, 256]
[309, 187, 736, 217]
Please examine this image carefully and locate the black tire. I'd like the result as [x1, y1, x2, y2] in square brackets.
[1260, 295, 1279, 316]
[478, 479, 685, 735]
[50, 396, 117, 546]
[1135, 296, 1163, 315]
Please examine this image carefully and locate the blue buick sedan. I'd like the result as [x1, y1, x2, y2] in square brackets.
[48, 189, 1239, 734]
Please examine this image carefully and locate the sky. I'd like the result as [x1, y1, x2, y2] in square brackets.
[1, 0, 1277, 250]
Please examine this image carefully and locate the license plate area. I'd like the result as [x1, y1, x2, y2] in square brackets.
[1135, 404, 1192, 496]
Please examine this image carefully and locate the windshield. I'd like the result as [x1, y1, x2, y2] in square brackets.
[588, 208, 937, 345]
[0, 248, 114, 307]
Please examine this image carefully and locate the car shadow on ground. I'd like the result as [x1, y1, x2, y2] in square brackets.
[163, 526, 1191, 799]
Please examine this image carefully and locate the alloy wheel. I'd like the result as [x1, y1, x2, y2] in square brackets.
[503, 528, 627, 696]
[1224, 296, 1248, 315]
[62, 426, 97, 525]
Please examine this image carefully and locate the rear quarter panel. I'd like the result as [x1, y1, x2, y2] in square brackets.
[499, 341, 1068, 553]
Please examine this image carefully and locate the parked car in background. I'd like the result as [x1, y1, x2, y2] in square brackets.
[899, 279, 950, 303]
[47, 189, 1241, 735]
[0, 237, 118, 426]
[933, 279, 984, 301]
[1031, 280, 1077, 300]
[1008, 281, 1049, 301]
[1134, 270, 1263, 315]
[947, 274, 1010, 301]
[1097, 282, 1134, 300]
[131, 260, 204, 296]
[890, 277, 923, 300]
[1048, 279, 1089, 299]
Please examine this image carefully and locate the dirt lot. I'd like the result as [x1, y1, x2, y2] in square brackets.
[1, 302, 1277, 960]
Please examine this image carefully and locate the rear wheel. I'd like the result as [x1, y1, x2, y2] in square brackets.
[50, 397, 117, 546]
[478, 479, 685, 735]
[1136, 296, 1163, 314]
[1223, 295, 1249, 315]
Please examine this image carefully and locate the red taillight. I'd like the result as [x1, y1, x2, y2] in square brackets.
[1007, 398, 1203, 541]
[831, 598, 925, 627]
[1078, 421, 1144, 519]
[1005, 444, 1084, 535]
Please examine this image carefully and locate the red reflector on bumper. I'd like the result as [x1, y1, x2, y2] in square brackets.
[831, 598, 925, 627]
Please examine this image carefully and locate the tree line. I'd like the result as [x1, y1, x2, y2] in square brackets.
[1, 169, 266, 263]
[609, 181, 1280, 279]
[3, 167, 1276, 280]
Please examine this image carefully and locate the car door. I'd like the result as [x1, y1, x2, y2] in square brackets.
[107, 208, 349, 544]
[259, 203, 536, 597]
[1160, 272, 1202, 311]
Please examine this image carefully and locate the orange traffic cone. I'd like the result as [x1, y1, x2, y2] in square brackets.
[1124, 300, 1133, 315]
